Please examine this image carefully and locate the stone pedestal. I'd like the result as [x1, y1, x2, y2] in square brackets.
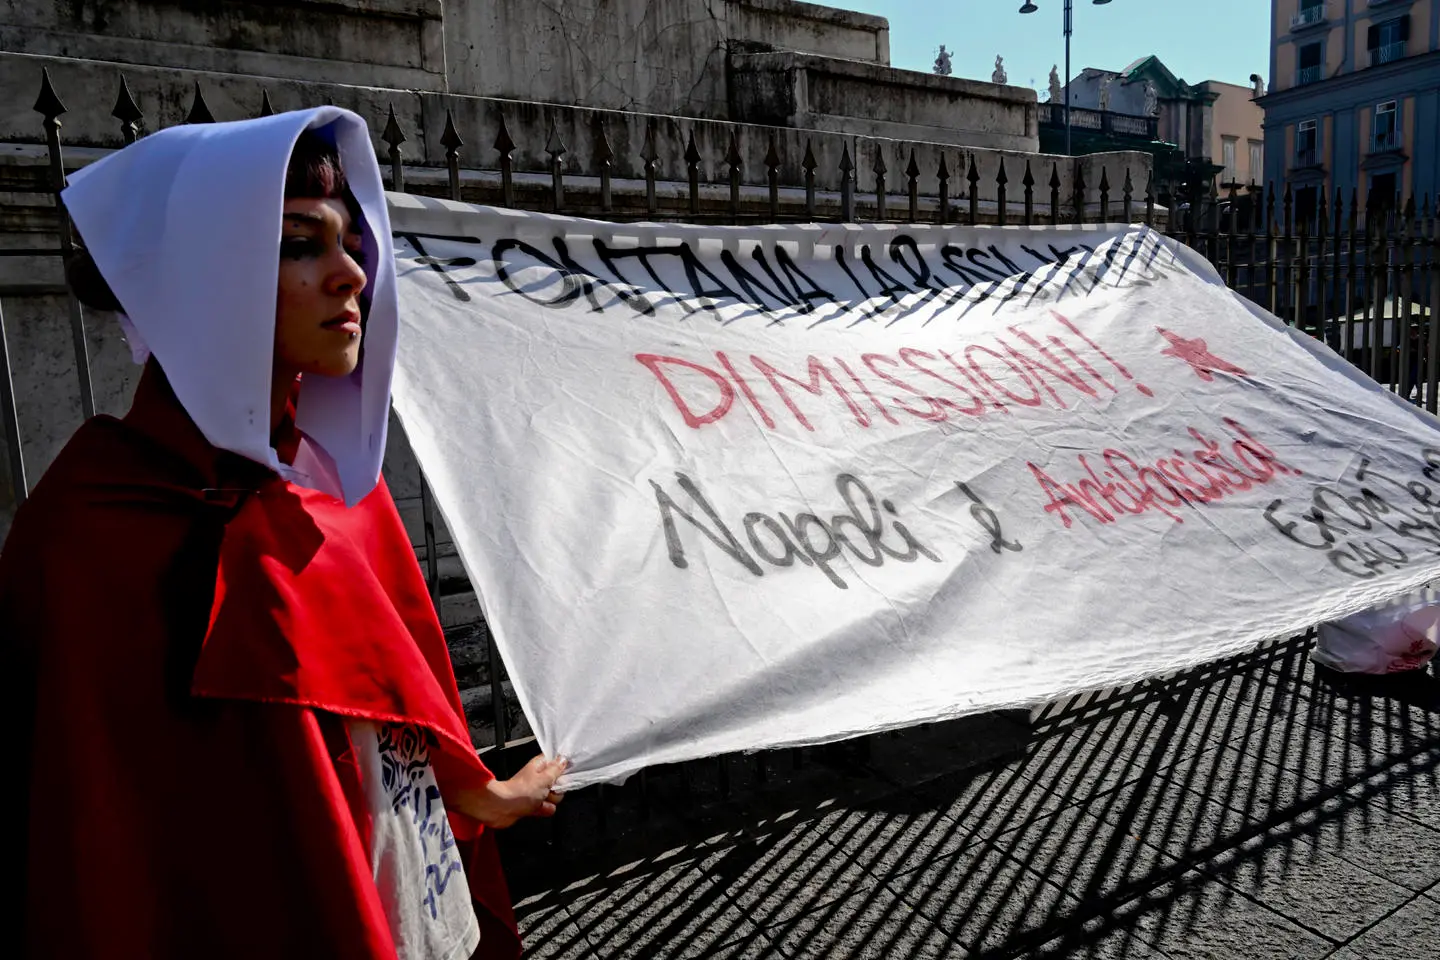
[731, 52, 1039, 153]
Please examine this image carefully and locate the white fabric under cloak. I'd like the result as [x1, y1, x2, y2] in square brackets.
[60, 107, 398, 507]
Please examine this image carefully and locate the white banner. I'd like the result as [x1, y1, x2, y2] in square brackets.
[388, 196, 1440, 789]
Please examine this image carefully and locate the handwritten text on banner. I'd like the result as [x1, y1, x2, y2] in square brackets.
[388, 198, 1440, 789]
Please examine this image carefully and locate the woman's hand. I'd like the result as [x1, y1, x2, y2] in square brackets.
[453, 755, 568, 830]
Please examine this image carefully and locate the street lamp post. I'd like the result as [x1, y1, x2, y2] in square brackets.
[1020, 0, 1114, 157]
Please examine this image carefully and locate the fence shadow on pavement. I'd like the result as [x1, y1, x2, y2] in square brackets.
[504, 632, 1440, 958]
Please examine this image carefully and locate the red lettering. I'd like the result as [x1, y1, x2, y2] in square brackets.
[898, 348, 985, 417]
[1005, 325, 1101, 403]
[1051, 309, 1147, 395]
[1046, 332, 1117, 394]
[966, 344, 1044, 408]
[752, 355, 871, 432]
[1156, 458, 1220, 503]
[1028, 462, 1117, 528]
[862, 353, 950, 423]
[834, 356, 900, 425]
[716, 350, 776, 429]
[636, 353, 735, 428]
[635, 322, 1167, 440]
[1103, 450, 1186, 522]
[1080, 455, 1142, 516]
[940, 349, 1008, 413]
[1224, 418, 1301, 477]
[1188, 428, 1253, 491]
[1037, 421, 1292, 529]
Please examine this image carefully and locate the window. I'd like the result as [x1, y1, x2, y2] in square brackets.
[1368, 16, 1410, 66]
[1369, 172, 1398, 215]
[1298, 42, 1323, 84]
[1373, 100, 1398, 151]
[1222, 137, 1238, 182]
[1296, 119, 1319, 166]
[1296, 186, 1320, 228]
[1292, 0, 1325, 30]
[1248, 140, 1264, 183]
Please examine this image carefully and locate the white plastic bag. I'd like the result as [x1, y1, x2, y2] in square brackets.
[1312, 588, 1440, 674]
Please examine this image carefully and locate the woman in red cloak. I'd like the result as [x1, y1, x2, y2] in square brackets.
[1, 107, 564, 959]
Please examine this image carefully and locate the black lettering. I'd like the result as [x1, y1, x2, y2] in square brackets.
[860, 244, 916, 307]
[985, 245, 1026, 277]
[939, 245, 994, 289]
[745, 513, 802, 566]
[888, 236, 949, 296]
[400, 233, 476, 303]
[679, 242, 746, 313]
[774, 246, 842, 315]
[966, 248, 1010, 282]
[747, 245, 804, 318]
[780, 513, 849, 589]
[721, 248, 795, 314]
[593, 239, 697, 314]
[551, 237, 655, 315]
[955, 481, 1023, 554]
[492, 237, 579, 307]
[654, 473, 941, 589]
[652, 475, 763, 575]
[835, 245, 890, 321]
[882, 497, 943, 562]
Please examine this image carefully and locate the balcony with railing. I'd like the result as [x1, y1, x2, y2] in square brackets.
[1371, 129, 1402, 155]
[1371, 41, 1407, 66]
[1294, 147, 1320, 169]
[1038, 103, 1159, 141]
[1296, 65, 1323, 85]
[1290, 4, 1327, 31]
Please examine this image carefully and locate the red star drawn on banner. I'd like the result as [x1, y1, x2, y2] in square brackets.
[1156, 328, 1248, 382]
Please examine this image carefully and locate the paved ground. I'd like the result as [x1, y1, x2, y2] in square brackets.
[498, 634, 1440, 958]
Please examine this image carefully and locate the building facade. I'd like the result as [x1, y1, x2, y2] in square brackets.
[1208, 80, 1267, 188]
[1054, 58, 1262, 176]
[1044, 56, 1262, 216]
[1261, 0, 1440, 222]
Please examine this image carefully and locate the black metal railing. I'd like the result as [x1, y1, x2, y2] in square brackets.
[2, 68, 1438, 790]
[1039, 103, 1159, 142]
[1291, 4, 1327, 30]
[1371, 128, 1401, 153]
[1372, 41, 1407, 66]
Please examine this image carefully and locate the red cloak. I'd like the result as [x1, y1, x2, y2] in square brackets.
[2, 364, 521, 959]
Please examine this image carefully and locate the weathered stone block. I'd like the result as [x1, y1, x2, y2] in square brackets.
[731, 52, 1040, 153]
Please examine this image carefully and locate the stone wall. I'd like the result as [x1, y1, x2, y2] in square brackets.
[0, 54, 1128, 209]
[3, 0, 891, 121]
[1067, 70, 1150, 118]
[1, 2, 1039, 170]
[0, 1, 1028, 140]
[443, 0, 889, 119]
[0, 293, 139, 545]
[731, 53, 1038, 152]
[1, 0, 448, 92]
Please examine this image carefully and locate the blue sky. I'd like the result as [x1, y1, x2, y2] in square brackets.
[836, 1, 1271, 97]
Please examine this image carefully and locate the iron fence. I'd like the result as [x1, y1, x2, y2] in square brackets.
[2, 67, 1438, 789]
[1038, 103, 1160, 141]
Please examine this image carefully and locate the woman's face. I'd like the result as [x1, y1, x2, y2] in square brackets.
[274, 197, 368, 380]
